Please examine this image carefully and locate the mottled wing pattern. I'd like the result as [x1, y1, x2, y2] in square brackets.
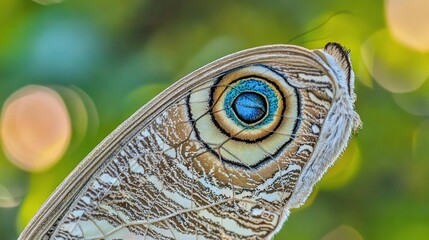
[20, 43, 360, 240]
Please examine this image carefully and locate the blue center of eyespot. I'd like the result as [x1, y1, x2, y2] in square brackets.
[223, 78, 278, 128]
[232, 92, 267, 124]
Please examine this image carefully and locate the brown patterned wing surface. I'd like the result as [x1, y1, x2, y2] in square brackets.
[20, 43, 360, 240]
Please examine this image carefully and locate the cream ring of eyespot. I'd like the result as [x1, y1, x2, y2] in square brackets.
[189, 65, 300, 167]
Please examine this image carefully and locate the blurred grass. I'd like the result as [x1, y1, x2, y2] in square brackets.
[1, 0, 429, 239]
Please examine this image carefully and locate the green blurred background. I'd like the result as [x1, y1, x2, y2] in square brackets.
[1, 0, 428, 239]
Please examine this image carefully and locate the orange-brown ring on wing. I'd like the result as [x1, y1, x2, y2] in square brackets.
[209, 65, 298, 143]
[211, 76, 285, 142]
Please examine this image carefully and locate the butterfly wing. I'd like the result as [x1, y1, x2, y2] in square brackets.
[20, 43, 360, 240]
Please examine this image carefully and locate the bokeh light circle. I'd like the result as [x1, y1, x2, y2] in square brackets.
[393, 78, 429, 117]
[361, 30, 429, 93]
[33, 0, 64, 5]
[386, 0, 429, 52]
[0, 85, 71, 172]
[322, 225, 363, 240]
[0, 185, 20, 208]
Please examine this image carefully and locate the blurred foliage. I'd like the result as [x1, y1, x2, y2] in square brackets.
[1, 0, 429, 239]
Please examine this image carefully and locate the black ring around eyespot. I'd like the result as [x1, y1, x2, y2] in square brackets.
[186, 64, 302, 169]
[209, 68, 288, 143]
[210, 76, 284, 143]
